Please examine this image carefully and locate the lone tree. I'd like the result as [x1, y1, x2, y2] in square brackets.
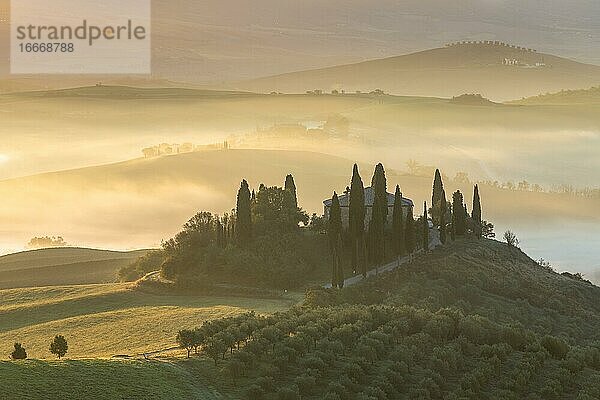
[504, 230, 519, 247]
[422, 201, 429, 252]
[391, 185, 405, 256]
[369, 163, 388, 272]
[431, 169, 445, 226]
[177, 329, 196, 358]
[472, 184, 482, 238]
[328, 192, 344, 288]
[235, 179, 252, 245]
[10, 343, 27, 360]
[348, 164, 366, 276]
[404, 207, 416, 254]
[49, 335, 68, 359]
[451, 190, 467, 236]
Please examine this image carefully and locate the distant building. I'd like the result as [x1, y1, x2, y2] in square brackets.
[323, 187, 414, 228]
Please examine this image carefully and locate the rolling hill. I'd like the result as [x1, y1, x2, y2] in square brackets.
[0, 148, 597, 282]
[0, 282, 292, 398]
[182, 239, 600, 399]
[1, 239, 598, 399]
[1, 85, 599, 187]
[0, 283, 292, 360]
[234, 44, 600, 101]
[7, 85, 257, 100]
[511, 86, 600, 105]
[3, 0, 600, 86]
[0, 248, 149, 289]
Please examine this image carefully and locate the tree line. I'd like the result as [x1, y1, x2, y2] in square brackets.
[121, 174, 332, 289]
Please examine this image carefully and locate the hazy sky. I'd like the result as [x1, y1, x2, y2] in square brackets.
[1, 0, 600, 82]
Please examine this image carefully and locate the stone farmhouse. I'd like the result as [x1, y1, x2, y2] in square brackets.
[323, 187, 414, 228]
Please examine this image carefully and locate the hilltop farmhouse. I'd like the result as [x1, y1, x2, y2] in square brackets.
[323, 187, 414, 228]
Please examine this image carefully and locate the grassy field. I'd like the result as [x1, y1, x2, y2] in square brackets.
[0, 248, 149, 289]
[0, 283, 294, 360]
[0, 359, 227, 400]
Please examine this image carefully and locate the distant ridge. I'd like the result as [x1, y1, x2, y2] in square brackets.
[5, 85, 258, 99]
[233, 44, 600, 101]
[0, 247, 148, 272]
[511, 86, 600, 105]
[0, 247, 150, 289]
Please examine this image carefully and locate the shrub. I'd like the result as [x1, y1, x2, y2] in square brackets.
[10, 343, 27, 360]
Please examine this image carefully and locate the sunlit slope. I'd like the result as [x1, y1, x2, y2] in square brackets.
[0, 248, 149, 289]
[236, 45, 600, 101]
[0, 283, 292, 359]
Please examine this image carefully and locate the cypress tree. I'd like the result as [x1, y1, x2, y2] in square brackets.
[392, 185, 405, 256]
[284, 174, 298, 209]
[235, 179, 252, 245]
[423, 201, 429, 252]
[348, 164, 366, 276]
[431, 169, 445, 226]
[216, 217, 224, 248]
[451, 190, 466, 236]
[283, 174, 299, 230]
[328, 192, 344, 288]
[439, 189, 447, 244]
[369, 163, 387, 271]
[405, 207, 416, 254]
[472, 184, 482, 239]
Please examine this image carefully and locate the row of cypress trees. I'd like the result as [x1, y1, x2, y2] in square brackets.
[328, 163, 418, 288]
[431, 168, 483, 241]
[329, 165, 484, 288]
